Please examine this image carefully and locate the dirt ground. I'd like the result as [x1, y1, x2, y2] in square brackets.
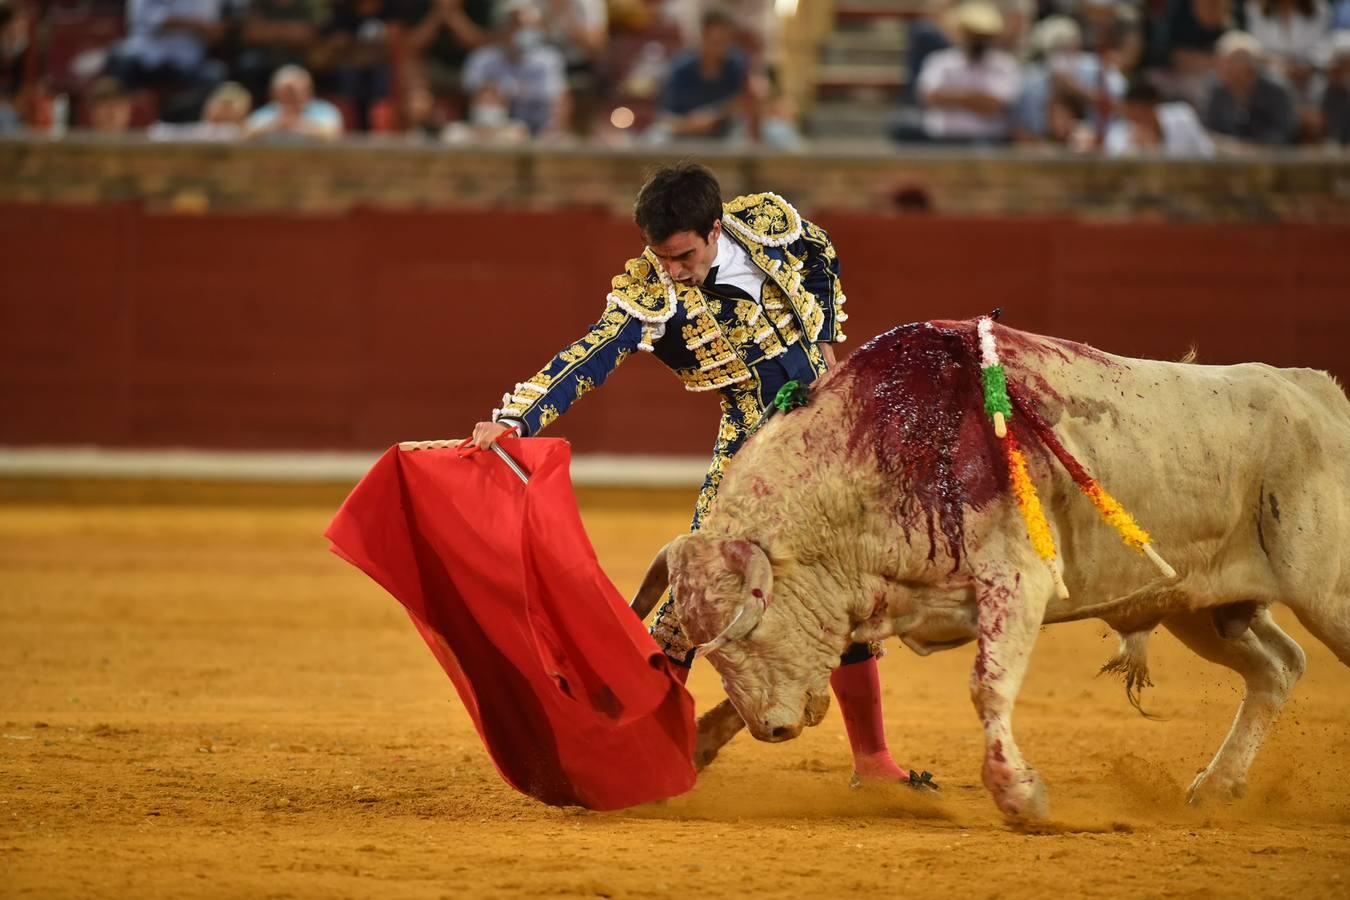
[2, 483, 1349, 899]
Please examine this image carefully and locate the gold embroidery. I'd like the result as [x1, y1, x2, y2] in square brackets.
[735, 391, 761, 421]
[607, 251, 675, 323]
[675, 364, 753, 392]
[722, 192, 804, 247]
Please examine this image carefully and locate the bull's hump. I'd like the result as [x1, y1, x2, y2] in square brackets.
[844, 321, 1003, 569]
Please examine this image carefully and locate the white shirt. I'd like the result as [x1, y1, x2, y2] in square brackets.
[1245, 0, 1333, 66]
[918, 47, 1023, 140]
[1105, 102, 1216, 158]
[706, 228, 767, 301]
[120, 0, 223, 70]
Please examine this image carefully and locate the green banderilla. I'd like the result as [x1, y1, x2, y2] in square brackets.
[772, 380, 810, 414]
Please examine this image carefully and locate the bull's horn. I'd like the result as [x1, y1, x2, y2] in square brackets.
[629, 541, 672, 620]
[695, 600, 763, 658]
[695, 539, 774, 657]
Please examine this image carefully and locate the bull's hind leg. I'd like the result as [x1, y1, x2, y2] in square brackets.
[1162, 607, 1306, 804]
[970, 563, 1053, 820]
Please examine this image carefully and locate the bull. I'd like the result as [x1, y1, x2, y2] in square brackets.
[632, 319, 1350, 820]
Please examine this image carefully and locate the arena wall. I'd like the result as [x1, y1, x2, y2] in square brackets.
[3, 139, 1349, 222]
[2, 201, 1346, 456]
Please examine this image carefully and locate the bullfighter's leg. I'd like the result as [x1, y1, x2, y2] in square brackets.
[830, 644, 919, 785]
[970, 561, 1053, 820]
[1162, 607, 1306, 804]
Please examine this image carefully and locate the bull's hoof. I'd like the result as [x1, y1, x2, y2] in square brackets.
[1186, 770, 1246, 806]
[986, 766, 1049, 821]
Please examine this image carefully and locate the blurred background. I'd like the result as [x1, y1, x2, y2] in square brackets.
[1, 0, 1348, 479]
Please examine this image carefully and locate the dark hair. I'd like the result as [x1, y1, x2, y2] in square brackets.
[1124, 79, 1161, 105]
[1260, 0, 1316, 18]
[701, 8, 736, 32]
[633, 161, 723, 244]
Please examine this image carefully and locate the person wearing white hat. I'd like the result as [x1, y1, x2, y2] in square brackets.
[1201, 29, 1299, 144]
[1014, 14, 1126, 140]
[915, 1, 1023, 142]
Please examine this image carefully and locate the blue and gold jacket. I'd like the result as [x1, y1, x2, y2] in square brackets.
[492, 192, 848, 436]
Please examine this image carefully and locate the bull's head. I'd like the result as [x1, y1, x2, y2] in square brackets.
[659, 534, 840, 743]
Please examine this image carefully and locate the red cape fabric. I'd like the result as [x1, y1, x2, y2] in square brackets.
[325, 438, 697, 810]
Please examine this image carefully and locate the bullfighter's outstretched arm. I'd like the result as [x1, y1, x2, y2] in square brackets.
[491, 304, 644, 437]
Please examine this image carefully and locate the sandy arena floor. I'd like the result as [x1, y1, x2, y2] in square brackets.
[2, 485, 1349, 898]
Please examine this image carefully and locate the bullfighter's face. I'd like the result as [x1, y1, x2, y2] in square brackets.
[648, 221, 721, 287]
[668, 534, 837, 743]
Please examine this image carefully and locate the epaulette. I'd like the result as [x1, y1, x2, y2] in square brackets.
[606, 250, 680, 352]
[722, 192, 804, 248]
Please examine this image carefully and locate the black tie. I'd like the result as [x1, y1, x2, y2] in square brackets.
[704, 265, 755, 302]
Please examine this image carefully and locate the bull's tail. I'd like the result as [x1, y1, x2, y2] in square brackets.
[1098, 629, 1165, 720]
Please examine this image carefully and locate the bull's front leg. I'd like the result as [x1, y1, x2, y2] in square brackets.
[970, 563, 1052, 820]
[694, 699, 746, 771]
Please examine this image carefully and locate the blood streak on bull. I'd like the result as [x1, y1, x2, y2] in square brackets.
[844, 322, 1008, 568]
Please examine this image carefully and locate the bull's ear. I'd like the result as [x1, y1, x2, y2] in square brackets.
[718, 538, 757, 572]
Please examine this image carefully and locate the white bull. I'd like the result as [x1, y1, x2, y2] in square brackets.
[635, 320, 1350, 820]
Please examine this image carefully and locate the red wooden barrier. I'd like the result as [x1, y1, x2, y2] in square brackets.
[2, 204, 1347, 454]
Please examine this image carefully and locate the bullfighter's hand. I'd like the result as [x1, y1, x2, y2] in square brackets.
[470, 421, 513, 450]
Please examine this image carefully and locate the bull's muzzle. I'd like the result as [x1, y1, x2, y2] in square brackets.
[762, 721, 803, 742]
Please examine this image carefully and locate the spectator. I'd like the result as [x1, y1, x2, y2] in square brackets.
[86, 77, 134, 134]
[1245, 0, 1332, 66]
[244, 63, 342, 140]
[149, 79, 251, 139]
[905, 0, 1031, 102]
[759, 76, 804, 150]
[443, 81, 532, 142]
[1015, 15, 1126, 140]
[1045, 88, 1096, 149]
[0, 0, 31, 132]
[915, 2, 1023, 144]
[106, 0, 229, 121]
[536, 0, 608, 134]
[235, 0, 326, 105]
[1282, 49, 1328, 139]
[994, 0, 1035, 55]
[1077, 0, 1144, 70]
[402, 0, 494, 101]
[462, 1, 567, 136]
[397, 75, 450, 138]
[1323, 31, 1350, 142]
[1105, 78, 1217, 155]
[1202, 29, 1299, 143]
[1156, 0, 1235, 103]
[906, 2, 951, 102]
[318, 0, 396, 132]
[654, 8, 751, 140]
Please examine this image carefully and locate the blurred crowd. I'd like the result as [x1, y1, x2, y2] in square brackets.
[0, 0, 1346, 151]
[902, 0, 1350, 152]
